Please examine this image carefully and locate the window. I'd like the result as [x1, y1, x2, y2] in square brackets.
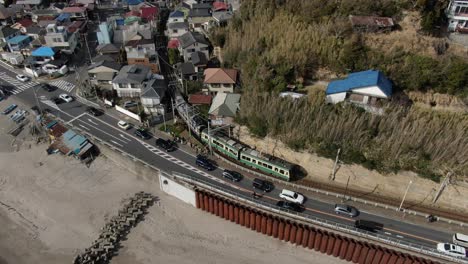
[172, 29, 178, 33]
[211, 84, 221, 88]
[280, 169, 285, 175]
[274, 168, 278, 172]
[118, 83, 127, 88]
[241, 155, 250, 162]
[53, 37, 62, 42]
[130, 83, 140, 89]
[223, 84, 231, 88]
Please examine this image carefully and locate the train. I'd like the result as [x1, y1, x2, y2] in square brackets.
[173, 91, 294, 181]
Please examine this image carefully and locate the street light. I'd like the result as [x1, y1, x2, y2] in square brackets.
[398, 180, 413, 211]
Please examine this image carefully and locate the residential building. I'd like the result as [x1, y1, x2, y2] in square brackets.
[88, 60, 122, 88]
[188, 3, 213, 33]
[203, 68, 238, 94]
[124, 39, 159, 73]
[140, 6, 158, 23]
[113, 21, 152, 44]
[62, 6, 88, 20]
[0, 7, 14, 26]
[127, 0, 144, 11]
[191, 51, 207, 73]
[213, 1, 228, 12]
[15, 0, 43, 12]
[96, 43, 120, 55]
[188, 93, 212, 105]
[176, 62, 197, 81]
[7, 35, 32, 53]
[31, 9, 58, 23]
[168, 10, 185, 24]
[211, 11, 233, 27]
[208, 92, 240, 126]
[325, 70, 393, 111]
[31, 46, 56, 64]
[0, 26, 20, 51]
[112, 64, 152, 97]
[25, 26, 46, 44]
[349, 15, 394, 33]
[44, 24, 78, 54]
[11, 18, 34, 33]
[446, 0, 468, 32]
[141, 77, 167, 115]
[96, 21, 115, 45]
[178, 31, 209, 62]
[165, 22, 189, 39]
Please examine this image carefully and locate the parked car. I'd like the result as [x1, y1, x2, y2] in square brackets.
[252, 178, 274, 192]
[134, 129, 151, 140]
[117, 120, 131, 130]
[2, 104, 17, 115]
[155, 138, 175, 152]
[279, 189, 305, 204]
[123, 101, 138, 108]
[276, 201, 304, 213]
[436, 243, 466, 258]
[334, 204, 359, 217]
[196, 155, 215, 171]
[59, 93, 73, 103]
[354, 220, 384, 232]
[86, 107, 103, 116]
[453, 233, 468, 248]
[222, 170, 242, 182]
[16, 74, 30, 82]
[40, 83, 55, 92]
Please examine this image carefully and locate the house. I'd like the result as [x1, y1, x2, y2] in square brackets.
[56, 13, 72, 24]
[182, 0, 198, 9]
[62, 6, 88, 20]
[44, 24, 78, 54]
[11, 18, 34, 33]
[0, 7, 14, 26]
[15, 0, 43, 12]
[113, 21, 152, 44]
[165, 22, 189, 39]
[96, 43, 120, 55]
[141, 77, 167, 115]
[96, 21, 115, 45]
[213, 1, 229, 12]
[6, 35, 32, 53]
[191, 51, 207, 73]
[124, 39, 159, 73]
[46, 121, 94, 159]
[446, 0, 468, 33]
[168, 10, 185, 24]
[325, 70, 393, 109]
[178, 31, 209, 62]
[0, 26, 20, 51]
[188, 93, 212, 105]
[88, 60, 122, 88]
[92, 54, 117, 62]
[112, 64, 152, 97]
[127, 0, 144, 11]
[140, 6, 158, 23]
[31, 46, 56, 63]
[188, 3, 213, 33]
[176, 62, 197, 81]
[25, 26, 46, 43]
[167, 38, 179, 49]
[31, 9, 58, 23]
[349, 15, 394, 33]
[203, 68, 238, 94]
[208, 92, 240, 126]
[211, 11, 233, 27]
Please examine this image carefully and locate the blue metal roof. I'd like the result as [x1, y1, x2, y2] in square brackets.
[7, 35, 30, 44]
[169, 10, 184, 18]
[32, 46, 55, 57]
[326, 70, 392, 97]
[62, 130, 89, 154]
[56, 13, 71, 22]
[127, 0, 143, 5]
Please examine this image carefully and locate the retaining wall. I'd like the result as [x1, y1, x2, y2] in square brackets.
[195, 190, 439, 264]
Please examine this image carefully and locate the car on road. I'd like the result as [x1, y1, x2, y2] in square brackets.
[334, 204, 359, 217]
[279, 189, 305, 204]
[436, 243, 466, 258]
[39, 83, 55, 92]
[134, 129, 151, 140]
[123, 101, 138, 108]
[117, 120, 131, 130]
[222, 170, 242, 182]
[453, 233, 468, 248]
[2, 104, 17, 115]
[196, 155, 215, 171]
[354, 220, 384, 232]
[16, 74, 30, 82]
[276, 201, 304, 213]
[59, 93, 73, 103]
[252, 178, 274, 192]
[155, 138, 175, 152]
[86, 107, 103, 116]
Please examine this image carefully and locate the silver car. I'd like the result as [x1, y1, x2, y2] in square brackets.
[334, 204, 359, 217]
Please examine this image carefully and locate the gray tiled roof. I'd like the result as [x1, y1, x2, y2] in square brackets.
[191, 51, 207, 66]
[167, 22, 188, 30]
[141, 78, 167, 99]
[178, 31, 209, 48]
[88, 60, 122, 71]
[113, 64, 150, 84]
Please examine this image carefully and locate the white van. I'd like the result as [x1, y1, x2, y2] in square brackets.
[453, 233, 468, 248]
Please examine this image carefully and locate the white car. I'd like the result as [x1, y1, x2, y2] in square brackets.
[59, 93, 73, 103]
[436, 243, 466, 258]
[118, 120, 131, 130]
[279, 189, 305, 204]
[16, 74, 30, 82]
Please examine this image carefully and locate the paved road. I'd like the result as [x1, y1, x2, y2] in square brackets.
[2, 68, 457, 253]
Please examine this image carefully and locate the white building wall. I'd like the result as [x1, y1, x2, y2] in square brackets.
[352, 85, 387, 98]
[159, 174, 196, 207]
[326, 93, 347, 104]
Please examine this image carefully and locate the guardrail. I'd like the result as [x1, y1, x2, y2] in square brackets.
[48, 114, 467, 264]
[213, 152, 468, 228]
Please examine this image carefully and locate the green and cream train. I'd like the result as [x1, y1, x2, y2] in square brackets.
[200, 129, 294, 181]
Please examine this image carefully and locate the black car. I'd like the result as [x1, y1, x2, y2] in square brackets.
[252, 178, 274, 192]
[40, 83, 55, 92]
[276, 201, 304, 213]
[155, 138, 175, 152]
[222, 170, 242, 182]
[196, 155, 215, 171]
[354, 220, 384, 232]
[86, 107, 103, 116]
[134, 129, 151, 140]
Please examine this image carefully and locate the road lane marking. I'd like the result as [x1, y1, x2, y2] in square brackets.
[119, 134, 131, 142]
[110, 140, 124, 147]
[384, 232, 392, 235]
[76, 119, 128, 144]
[87, 118, 99, 125]
[383, 227, 439, 244]
[67, 113, 86, 124]
[79, 124, 90, 131]
[396, 235, 404, 238]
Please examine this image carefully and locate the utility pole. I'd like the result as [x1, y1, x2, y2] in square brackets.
[185, 104, 192, 140]
[171, 97, 176, 124]
[83, 33, 93, 64]
[207, 120, 213, 155]
[398, 180, 413, 211]
[330, 148, 341, 181]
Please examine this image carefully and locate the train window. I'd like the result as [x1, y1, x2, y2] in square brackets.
[280, 169, 285, 175]
[252, 159, 257, 164]
[242, 155, 251, 162]
[267, 165, 272, 169]
[285, 171, 289, 176]
[274, 168, 278, 172]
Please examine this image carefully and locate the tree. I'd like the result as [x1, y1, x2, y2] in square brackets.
[168, 48, 181, 65]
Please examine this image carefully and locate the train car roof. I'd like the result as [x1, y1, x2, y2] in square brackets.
[242, 147, 294, 170]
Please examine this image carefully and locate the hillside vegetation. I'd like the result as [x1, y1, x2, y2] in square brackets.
[213, 0, 468, 180]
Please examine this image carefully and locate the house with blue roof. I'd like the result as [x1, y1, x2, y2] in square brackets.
[7, 35, 32, 52]
[325, 70, 393, 107]
[168, 10, 185, 24]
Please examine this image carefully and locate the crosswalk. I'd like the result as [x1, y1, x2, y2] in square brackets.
[48, 80, 76, 93]
[0, 72, 39, 95]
